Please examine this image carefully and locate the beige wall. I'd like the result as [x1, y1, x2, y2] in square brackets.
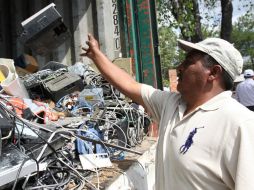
[0, 0, 122, 69]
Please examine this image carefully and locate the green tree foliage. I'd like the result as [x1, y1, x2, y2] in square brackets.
[158, 26, 178, 86]
[232, 12, 254, 69]
[157, 0, 254, 84]
[157, 0, 253, 42]
[157, 0, 203, 42]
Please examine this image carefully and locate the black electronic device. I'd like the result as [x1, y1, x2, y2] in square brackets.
[22, 69, 84, 102]
[23, 69, 54, 100]
[44, 72, 84, 102]
[19, 3, 70, 55]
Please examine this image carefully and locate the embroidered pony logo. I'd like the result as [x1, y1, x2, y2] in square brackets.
[179, 127, 204, 154]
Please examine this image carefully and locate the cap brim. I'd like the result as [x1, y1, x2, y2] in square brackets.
[177, 39, 205, 53]
[244, 74, 254, 77]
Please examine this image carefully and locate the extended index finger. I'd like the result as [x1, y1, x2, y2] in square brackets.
[88, 33, 96, 42]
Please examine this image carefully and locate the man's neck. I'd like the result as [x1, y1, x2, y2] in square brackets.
[183, 89, 224, 116]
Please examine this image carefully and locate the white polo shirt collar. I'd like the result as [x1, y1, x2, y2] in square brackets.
[199, 91, 232, 111]
[178, 91, 233, 120]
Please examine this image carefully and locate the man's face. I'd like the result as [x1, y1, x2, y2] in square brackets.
[176, 51, 210, 97]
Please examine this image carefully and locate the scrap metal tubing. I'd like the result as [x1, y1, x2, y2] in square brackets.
[75, 134, 142, 155]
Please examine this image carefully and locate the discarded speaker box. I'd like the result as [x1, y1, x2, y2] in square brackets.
[19, 3, 70, 55]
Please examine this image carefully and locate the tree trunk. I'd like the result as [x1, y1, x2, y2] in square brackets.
[220, 0, 233, 42]
[191, 0, 203, 42]
[169, 0, 202, 42]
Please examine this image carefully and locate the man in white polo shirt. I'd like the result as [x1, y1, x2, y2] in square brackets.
[81, 34, 254, 190]
[235, 69, 254, 111]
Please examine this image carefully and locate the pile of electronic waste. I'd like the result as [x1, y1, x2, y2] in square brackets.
[0, 3, 152, 189]
[0, 61, 151, 190]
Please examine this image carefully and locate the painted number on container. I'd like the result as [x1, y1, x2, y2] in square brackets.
[112, 0, 120, 50]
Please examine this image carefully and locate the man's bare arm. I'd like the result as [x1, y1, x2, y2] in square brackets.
[80, 34, 145, 107]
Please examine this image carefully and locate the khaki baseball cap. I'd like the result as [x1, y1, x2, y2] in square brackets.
[178, 38, 243, 80]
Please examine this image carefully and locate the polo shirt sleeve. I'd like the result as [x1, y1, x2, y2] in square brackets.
[223, 119, 254, 190]
[141, 84, 171, 122]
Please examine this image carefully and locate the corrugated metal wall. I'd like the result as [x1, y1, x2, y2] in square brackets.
[0, 0, 120, 68]
[0, 0, 162, 88]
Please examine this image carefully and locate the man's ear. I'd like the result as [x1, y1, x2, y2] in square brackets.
[208, 65, 223, 81]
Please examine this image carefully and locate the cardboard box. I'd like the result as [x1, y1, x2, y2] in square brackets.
[23, 54, 38, 73]
[14, 54, 38, 73]
[113, 58, 134, 77]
